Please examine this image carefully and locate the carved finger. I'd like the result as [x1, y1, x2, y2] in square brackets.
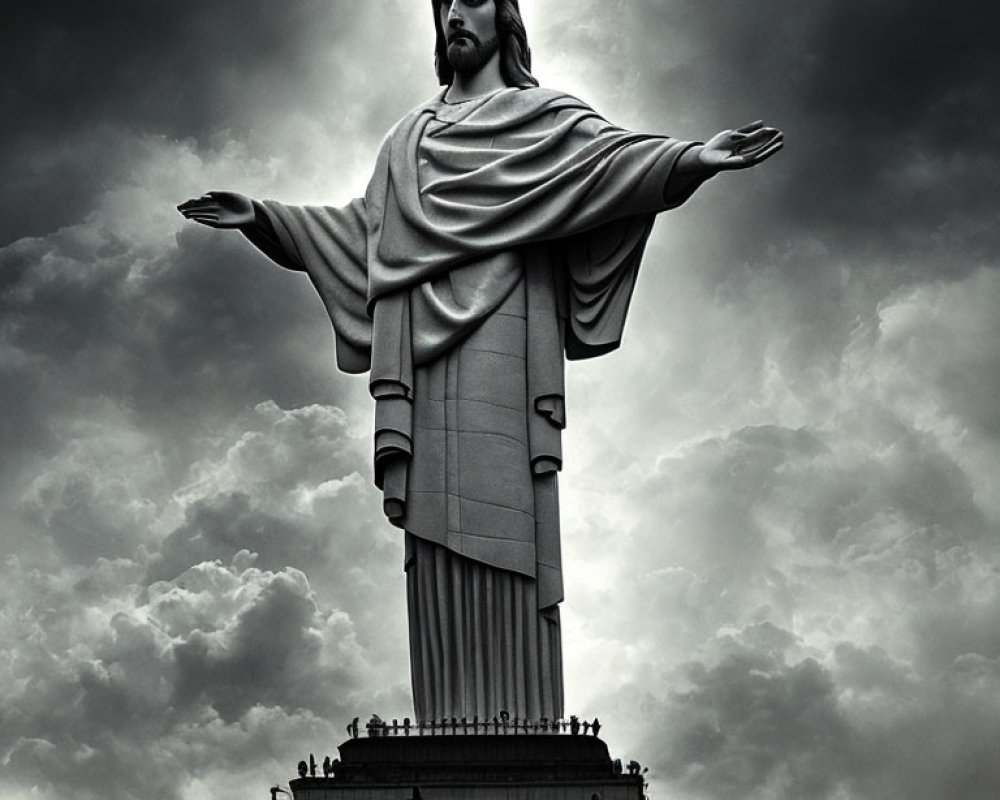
[742, 135, 782, 157]
[178, 198, 216, 210]
[736, 120, 765, 134]
[184, 203, 223, 216]
[732, 139, 765, 157]
[746, 128, 779, 146]
[189, 214, 221, 226]
[748, 139, 784, 164]
[177, 199, 208, 211]
[761, 131, 784, 149]
[736, 130, 782, 156]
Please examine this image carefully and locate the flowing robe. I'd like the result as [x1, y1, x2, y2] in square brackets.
[242, 86, 702, 722]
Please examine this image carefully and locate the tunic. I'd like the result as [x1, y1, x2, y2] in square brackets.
[242, 86, 702, 722]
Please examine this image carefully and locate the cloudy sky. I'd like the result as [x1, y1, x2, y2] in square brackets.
[2, 2, 998, 798]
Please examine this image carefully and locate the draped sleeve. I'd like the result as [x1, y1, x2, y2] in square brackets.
[242, 198, 372, 374]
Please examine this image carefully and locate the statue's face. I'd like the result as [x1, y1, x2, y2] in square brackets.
[438, 0, 499, 76]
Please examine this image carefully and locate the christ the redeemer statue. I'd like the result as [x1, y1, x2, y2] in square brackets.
[178, 0, 782, 725]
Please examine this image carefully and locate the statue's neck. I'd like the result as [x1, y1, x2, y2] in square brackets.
[444, 51, 505, 103]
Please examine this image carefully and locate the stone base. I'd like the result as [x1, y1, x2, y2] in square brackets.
[291, 735, 643, 800]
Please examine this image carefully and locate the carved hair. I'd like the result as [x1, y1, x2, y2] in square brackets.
[432, 0, 539, 88]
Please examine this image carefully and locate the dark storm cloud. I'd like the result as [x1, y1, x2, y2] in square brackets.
[597, 415, 991, 655]
[767, 0, 1000, 274]
[564, 0, 999, 285]
[4, 3, 1000, 800]
[0, 208, 364, 498]
[150, 492, 318, 582]
[169, 568, 356, 720]
[1, 1, 420, 244]
[144, 401, 401, 610]
[871, 270, 1000, 440]
[630, 629, 1000, 800]
[658, 646, 853, 799]
[1, 557, 369, 800]
[574, 396, 1000, 796]
[1, 0, 421, 501]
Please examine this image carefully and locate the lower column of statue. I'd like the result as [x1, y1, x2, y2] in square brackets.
[406, 536, 564, 723]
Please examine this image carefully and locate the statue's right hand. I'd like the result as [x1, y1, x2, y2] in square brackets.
[176, 191, 255, 228]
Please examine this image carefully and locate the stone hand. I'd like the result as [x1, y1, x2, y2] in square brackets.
[699, 121, 784, 171]
[177, 191, 255, 228]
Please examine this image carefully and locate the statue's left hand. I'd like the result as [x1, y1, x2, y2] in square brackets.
[699, 121, 783, 171]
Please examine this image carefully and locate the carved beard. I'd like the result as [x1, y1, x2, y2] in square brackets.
[446, 32, 500, 76]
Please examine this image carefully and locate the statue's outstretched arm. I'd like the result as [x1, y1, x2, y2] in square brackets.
[177, 191, 256, 228]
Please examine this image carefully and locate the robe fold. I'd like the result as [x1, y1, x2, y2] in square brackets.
[242, 86, 701, 722]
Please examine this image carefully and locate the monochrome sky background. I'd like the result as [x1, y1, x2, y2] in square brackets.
[3, 2, 998, 799]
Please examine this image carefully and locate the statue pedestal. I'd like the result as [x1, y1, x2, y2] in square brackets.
[290, 734, 644, 800]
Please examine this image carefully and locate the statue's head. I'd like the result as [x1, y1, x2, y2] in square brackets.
[432, 0, 538, 89]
